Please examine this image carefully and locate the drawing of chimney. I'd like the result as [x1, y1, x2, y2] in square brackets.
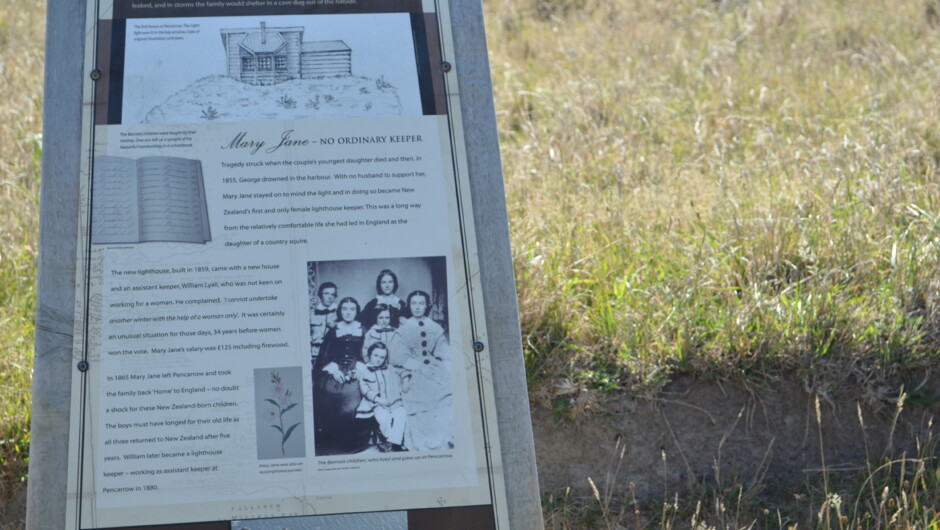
[261, 21, 266, 45]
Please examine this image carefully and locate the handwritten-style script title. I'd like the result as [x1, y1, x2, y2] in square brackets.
[221, 130, 423, 155]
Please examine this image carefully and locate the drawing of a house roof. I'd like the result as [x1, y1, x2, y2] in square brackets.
[239, 30, 286, 54]
[220, 25, 304, 54]
[302, 40, 351, 53]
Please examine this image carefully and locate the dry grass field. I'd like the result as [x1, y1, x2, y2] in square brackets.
[0, 0, 43, 508]
[489, 0, 940, 397]
[484, 0, 940, 526]
[5, 0, 940, 527]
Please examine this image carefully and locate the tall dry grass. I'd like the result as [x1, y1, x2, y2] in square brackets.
[487, 0, 940, 404]
[485, 0, 940, 526]
[0, 0, 43, 499]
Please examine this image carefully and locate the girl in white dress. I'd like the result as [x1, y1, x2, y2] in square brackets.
[356, 342, 406, 452]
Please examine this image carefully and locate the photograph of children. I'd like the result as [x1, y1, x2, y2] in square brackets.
[306, 256, 452, 456]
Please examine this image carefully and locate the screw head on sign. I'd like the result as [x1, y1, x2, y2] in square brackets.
[90, 69, 102, 81]
[473, 341, 485, 353]
[77, 360, 90, 372]
[441, 62, 452, 73]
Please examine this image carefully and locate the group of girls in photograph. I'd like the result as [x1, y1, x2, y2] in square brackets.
[311, 268, 453, 456]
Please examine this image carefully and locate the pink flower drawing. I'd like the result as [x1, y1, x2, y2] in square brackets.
[264, 371, 301, 455]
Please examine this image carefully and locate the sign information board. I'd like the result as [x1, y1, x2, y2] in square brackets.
[64, 0, 511, 527]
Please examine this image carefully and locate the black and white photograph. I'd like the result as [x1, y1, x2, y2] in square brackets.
[119, 13, 424, 124]
[307, 256, 452, 456]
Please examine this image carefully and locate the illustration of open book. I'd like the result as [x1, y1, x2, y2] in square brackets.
[91, 156, 211, 244]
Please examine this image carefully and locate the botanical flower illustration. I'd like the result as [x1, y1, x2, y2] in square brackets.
[264, 371, 301, 455]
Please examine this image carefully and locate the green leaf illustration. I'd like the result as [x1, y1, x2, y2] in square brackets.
[283, 422, 301, 443]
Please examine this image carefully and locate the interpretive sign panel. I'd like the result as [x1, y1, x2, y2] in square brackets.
[59, 0, 518, 527]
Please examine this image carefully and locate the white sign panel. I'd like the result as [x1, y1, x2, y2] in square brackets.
[65, 1, 509, 528]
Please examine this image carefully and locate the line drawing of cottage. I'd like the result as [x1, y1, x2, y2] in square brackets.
[220, 22, 352, 85]
[123, 15, 421, 124]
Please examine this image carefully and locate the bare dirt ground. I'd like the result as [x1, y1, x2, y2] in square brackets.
[0, 487, 25, 530]
[7, 373, 937, 528]
[533, 373, 940, 503]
